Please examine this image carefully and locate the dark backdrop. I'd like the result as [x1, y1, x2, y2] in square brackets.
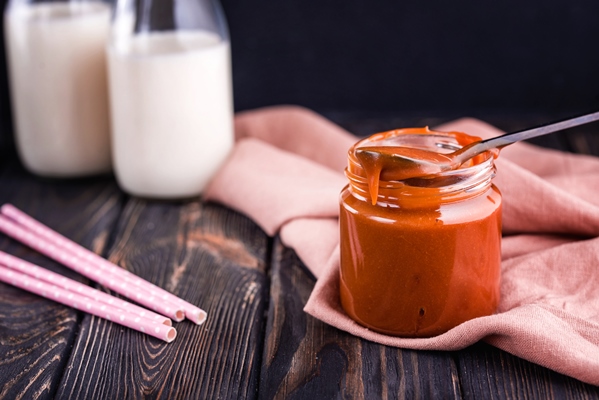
[220, 0, 599, 114]
[1, 0, 598, 158]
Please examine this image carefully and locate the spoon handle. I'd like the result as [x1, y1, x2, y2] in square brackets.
[458, 110, 599, 161]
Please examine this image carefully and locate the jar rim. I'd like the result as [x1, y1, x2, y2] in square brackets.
[346, 127, 497, 205]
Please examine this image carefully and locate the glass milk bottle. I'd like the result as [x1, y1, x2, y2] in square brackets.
[107, 0, 234, 199]
[4, 0, 112, 177]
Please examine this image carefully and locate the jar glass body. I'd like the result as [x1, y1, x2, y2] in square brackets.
[108, 0, 233, 198]
[339, 129, 502, 337]
[4, 0, 112, 177]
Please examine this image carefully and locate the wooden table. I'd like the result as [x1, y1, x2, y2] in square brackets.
[1, 114, 598, 399]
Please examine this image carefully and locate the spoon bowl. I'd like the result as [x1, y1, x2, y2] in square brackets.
[356, 146, 455, 182]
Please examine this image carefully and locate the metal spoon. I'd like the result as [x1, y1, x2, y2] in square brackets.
[356, 110, 599, 181]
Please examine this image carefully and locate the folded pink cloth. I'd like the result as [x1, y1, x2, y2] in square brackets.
[205, 106, 599, 385]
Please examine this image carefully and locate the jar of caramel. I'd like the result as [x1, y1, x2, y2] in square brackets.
[339, 127, 502, 337]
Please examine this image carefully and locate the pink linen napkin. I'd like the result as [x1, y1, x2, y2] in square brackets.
[205, 105, 599, 385]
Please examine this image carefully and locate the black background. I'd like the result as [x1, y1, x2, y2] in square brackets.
[1, 0, 599, 157]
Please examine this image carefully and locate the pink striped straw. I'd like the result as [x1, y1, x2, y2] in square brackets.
[0, 264, 177, 343]
[0, 251, 172, 326]
[0, 214, 186, 322]
[1, 204, 207, 325]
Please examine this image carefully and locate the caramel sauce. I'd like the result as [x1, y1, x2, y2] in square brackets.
[356, 146, 454, 204]
[339, 128, 501, 337]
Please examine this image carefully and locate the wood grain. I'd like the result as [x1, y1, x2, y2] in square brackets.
[56, 199, 269, 399]
[0, 160, 123, 400]
[456, 342, 599, 399]
[0, 114, 598, 399]
[259, 240, 461, 399]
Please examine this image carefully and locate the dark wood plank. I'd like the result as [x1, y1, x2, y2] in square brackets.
[259, 240, 461, 399]
[56, 199, 269, 399]
[456, 342, 599, 399]
[0, 159, 123, 399]
[0, 132, 11, 173]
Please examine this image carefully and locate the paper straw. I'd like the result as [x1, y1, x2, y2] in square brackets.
[1, 204, 207, 325]
[0, 265, 177, 343]
[0, 251, 172, 326]
[0, 214, 185, 322]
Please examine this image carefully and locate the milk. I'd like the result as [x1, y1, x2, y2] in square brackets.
[107, 31, 234, 198]
[4, 2, 112, 177]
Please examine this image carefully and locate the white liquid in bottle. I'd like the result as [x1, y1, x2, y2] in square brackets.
[107, 31, 234, 198]
[4, 2, 112, 177]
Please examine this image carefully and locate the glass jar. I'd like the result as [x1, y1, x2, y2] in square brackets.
[339, 128, 502, 337]
[107, 0, 233, 198]
[4, 0, 112, 177]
